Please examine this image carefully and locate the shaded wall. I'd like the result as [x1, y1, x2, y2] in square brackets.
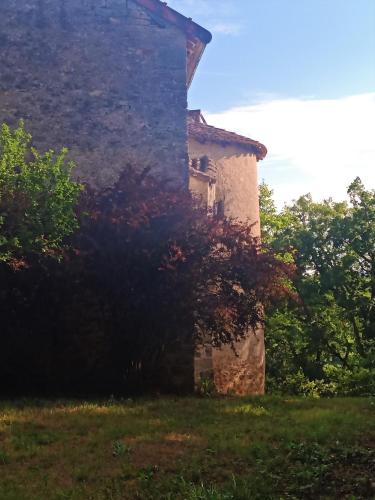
[0, 0, 189, 188]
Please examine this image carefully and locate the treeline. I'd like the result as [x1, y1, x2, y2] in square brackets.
[260, 180, 375, 396]
[0, 122, 288, 396]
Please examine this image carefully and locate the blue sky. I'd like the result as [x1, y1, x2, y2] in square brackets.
[168, 0, 375, 207]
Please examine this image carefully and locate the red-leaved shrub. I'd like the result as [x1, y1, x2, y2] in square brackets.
[0, 168, 293, 395]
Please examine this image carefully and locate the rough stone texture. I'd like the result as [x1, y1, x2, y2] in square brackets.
[189, 137, 265, 395]
[211, 330, 265, 395]
[0, 0, 189, 188]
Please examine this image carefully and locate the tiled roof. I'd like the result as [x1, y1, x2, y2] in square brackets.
[134, 0, 212, 86]
[188, 111, 267, 161]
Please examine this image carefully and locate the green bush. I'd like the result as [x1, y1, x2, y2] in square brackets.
[267, 370, 338, 398]
[324, 365, 375, 397]
[0, 121, 82, 263]
[267, 366, 375, 398]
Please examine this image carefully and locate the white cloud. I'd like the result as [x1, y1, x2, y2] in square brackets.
[205, 93, 375, 208]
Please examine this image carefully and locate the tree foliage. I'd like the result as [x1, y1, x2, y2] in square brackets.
[0, 168, 291, 395]
[260, 178, 375, 396]
[0, 122, 82, 264]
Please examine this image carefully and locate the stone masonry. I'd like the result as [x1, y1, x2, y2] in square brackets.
[0, 0, 191, 188]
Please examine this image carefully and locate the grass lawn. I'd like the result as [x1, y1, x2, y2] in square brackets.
[0, 396, 374, 499]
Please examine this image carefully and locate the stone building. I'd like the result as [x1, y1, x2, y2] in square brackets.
[0, 0, 211, 187]
[188, 111, 267, 395]
[0, 0, 267, 394]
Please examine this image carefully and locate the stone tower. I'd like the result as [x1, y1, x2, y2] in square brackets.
[188, 111, 267, 395]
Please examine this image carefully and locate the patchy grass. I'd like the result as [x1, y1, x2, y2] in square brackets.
[0, 397, 374, 499]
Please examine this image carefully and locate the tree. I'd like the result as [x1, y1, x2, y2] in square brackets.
[260, 179, 375, 395]
[259, 181, 277, 243]
[326, 178, 375, 364]
[0, 169, 291, 395]
[0, 122, 82, 264]
[259, 180, 294, 262]
[75, 169, 292, 356]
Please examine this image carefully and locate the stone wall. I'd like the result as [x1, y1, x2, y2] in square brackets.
[211, 330, 265, 395]
[188, 137, 265, 395]
[0, 0, 189, 188]
[188, 169, 216, 211]
[189, 139, 261, 235]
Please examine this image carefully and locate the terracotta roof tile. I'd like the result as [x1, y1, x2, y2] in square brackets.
[188, 111, 267, 161]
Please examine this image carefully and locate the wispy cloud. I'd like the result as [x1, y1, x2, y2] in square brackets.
[210, 22, 242, 36]
[205, 93, 375, 208]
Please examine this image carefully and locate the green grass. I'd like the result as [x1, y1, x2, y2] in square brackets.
[0, 397, 374, 499]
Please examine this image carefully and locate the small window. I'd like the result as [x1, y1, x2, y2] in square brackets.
[191, 158, 199, 170]
[199, 156, 209, 172]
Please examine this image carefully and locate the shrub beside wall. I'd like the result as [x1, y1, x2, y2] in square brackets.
[0, 163, 290, 396]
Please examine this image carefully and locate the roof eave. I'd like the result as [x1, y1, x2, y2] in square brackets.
[189, 131, 267, 161]
[134, 0, 212, 44]
[187, 40, 206, 88]
[134, 0, 211, 87]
